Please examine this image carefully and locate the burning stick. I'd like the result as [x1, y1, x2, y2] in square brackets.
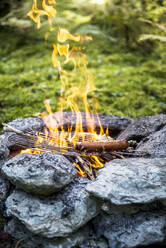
[76, 140, 129, 153]
[76, 156, 95, 180]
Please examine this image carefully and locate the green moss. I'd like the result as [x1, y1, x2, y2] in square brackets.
[0, 25, 165, 129]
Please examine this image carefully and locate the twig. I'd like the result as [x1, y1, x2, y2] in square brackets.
[76, 155, 95, 180]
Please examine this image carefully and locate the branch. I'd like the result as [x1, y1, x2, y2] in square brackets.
[76, 140, 129, 152]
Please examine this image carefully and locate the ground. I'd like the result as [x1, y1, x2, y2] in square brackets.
[0, 16, 166, 131]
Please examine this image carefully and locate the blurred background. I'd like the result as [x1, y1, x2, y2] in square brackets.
[0, 0, 166, 127]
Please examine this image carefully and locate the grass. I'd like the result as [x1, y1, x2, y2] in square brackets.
[0, 3, 166, 130]
[0, 30, 166, 129]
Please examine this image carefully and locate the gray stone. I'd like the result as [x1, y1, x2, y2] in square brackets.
[6, 177, 100, 238]
[102, 199, 166, 216]
[86, 158, 166, 205]
[43, 112, 133, 138]
[0, 176, 10, 204]
[5, 218, 90, 248]
[3, 132, 30, 151]
[92, 211, 166, 248]
[2, 153, 77, 196]
[137, 126, 166, 158]
[118, 114, 166, 141]
[5, 218, 108, 248]
[0, 135, 9, 167]
[3, 117, 44, 150]
[3, 117, 44, 133]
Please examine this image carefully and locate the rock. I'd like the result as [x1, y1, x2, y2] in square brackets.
[0, 135, 9, 167]
[92, 210, 166, 248]
[0, 174, 10, 217]
[3, 117, 44, 133]
[44, 112, 133, 138]
[3, 132, 30, 151]
[86, 158, 166, 205]
[3, 117, 44, 150]
[118, 114, 166, 141]
[0, 174, 10, 216]
[2, 153, 77, 196]
[5, 218, 108, 248]
[0, 231, 13, 248]
[0, 176, 10, 204]
[6, 177, 101, 238]
[5, 218, 90, 248]
[137, 126, 166, 158]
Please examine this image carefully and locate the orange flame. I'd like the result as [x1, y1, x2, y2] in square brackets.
[24, 0, 108, 175]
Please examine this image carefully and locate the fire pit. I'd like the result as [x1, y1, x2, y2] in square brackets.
[0, 113, 166, 248]
[1, 1, 166, 247]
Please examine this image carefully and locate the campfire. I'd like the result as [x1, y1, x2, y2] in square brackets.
[1, 0, 140, 179]
[2, 118, 136, 180]
[1, 1, 166, 248]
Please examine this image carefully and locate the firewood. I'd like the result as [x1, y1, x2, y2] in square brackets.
[76, 140, 129, 152]
[76, 155, 95, 180]
[3, 123, 130, 155]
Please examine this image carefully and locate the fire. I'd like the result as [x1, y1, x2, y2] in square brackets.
[23, 0, 109, 176]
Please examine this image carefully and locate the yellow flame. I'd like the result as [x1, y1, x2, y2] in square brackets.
[58, 28, 81, 43]
[27, 0, 56, 30]
[26, 0, 109, 175]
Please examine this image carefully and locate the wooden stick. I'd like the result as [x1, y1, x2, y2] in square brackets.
[76, 140, 129, 152]
[76, 156, 95, 180]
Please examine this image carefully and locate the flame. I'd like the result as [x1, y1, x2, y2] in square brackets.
[20, 149, 41, 155]
[27, 0, 56, 30]
[24, 0, 109, 176]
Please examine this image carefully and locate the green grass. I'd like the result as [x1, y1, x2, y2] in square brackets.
[0, 25, 166, 130]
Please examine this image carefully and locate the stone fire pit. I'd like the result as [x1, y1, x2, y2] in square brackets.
[0, 113, 166, 248]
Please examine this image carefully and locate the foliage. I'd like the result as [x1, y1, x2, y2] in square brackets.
[139, 34, 166, 42]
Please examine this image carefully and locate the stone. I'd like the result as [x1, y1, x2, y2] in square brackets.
[43, 112, 133, 138]
[86, 158, 166, 205]
[3, 117, 44, 150]
[92, 210, 166, 248]
[3, 117, 44, 133]
[6, 177, 101, 238]
[118, 114, 166, 141]
[0, 135, 9, 167]
[0, 231, 12, 248]
[0, 176, 10, 204]
[0, 174, 10, 217]
[101, 199, 166, 216]
[5, 218, 108, 248]
[136, 126, 166, 158]
[2, 153, 77, 196]
[5, 218, 90, 248]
